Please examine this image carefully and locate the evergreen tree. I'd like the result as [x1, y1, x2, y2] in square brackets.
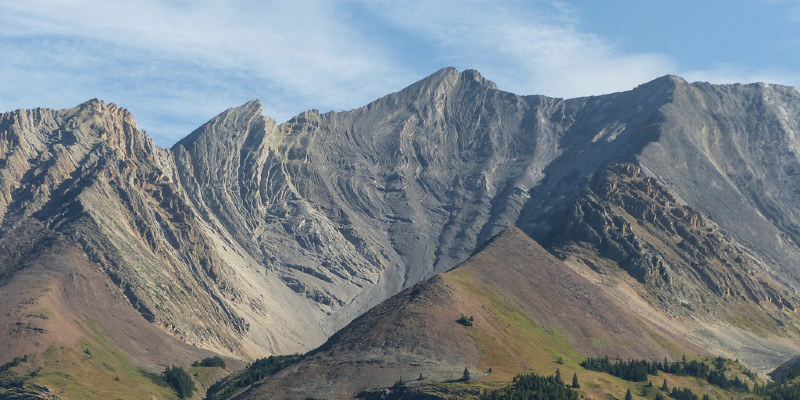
[661, 379, 668, 391]
[163, 365, 195, 399]
[625, 388, 633, 400]
[191, 356, 226, 368]
[571, 373, 580, 388]
[457, 314, 474, 326]
[555, 368, 561, 382]
[480, 371, 580, 400]
[205, 353, 302, 400]
[463, 367, 471, 382]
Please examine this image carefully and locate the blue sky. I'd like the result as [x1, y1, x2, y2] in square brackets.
[1, 1, 799, 146]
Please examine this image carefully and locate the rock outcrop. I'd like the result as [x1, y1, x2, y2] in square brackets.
[547, 164, 796, 313]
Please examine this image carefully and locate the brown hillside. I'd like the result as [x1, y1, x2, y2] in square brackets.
[0, 220, 222, 383]
[238, 227, 697, 399]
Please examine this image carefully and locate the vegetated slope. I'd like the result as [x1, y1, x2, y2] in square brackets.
[236, 228, 700, 400]
[2, 68, 800, 379]
[769, 354, 800, 382]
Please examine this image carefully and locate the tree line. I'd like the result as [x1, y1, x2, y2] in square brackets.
[580, 355, 749, 392]
[204, 353, 302, 400]
[479, 370, 580, 400]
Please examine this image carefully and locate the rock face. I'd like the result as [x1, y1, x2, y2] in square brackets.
[1, 68, 800, 366]
[547, 164, 795, 313]
[636, 80, 800, 291]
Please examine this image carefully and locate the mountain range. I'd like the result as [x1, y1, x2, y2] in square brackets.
[1, 68, 800, 399]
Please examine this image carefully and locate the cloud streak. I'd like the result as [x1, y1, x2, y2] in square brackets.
[0, 1, 417, 143]
[1, 1, 798, 145]
[360, 0, 676, 98]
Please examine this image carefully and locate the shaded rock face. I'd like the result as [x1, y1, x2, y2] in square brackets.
[547, 164, 796, 314]
[1, 68, 800, 360]
[637, 81, 800, 289]
[769, 354, 800, 382]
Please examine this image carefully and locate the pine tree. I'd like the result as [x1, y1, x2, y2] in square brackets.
[625, 388, 633, 400]
[163, 365, 195, 399]
[555, 368, 562, 382]
[571, 373, 580, 388]
[463, 367, 471, 382]
[661, 379, 668, 391]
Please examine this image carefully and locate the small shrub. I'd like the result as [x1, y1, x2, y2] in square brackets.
[191, 356, 226, 369]
[457, 314, 474, 326]
[392, 377, 405, 388]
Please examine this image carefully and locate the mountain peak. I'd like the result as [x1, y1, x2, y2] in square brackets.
[460, 69, 498, 90]
[374, 67, 500, 113]
[173, 99, 264, 150]
[72, 98, 137, 126]
[634, 74, 688, 93]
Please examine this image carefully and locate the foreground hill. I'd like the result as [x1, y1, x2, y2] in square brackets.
[238, 227, 792, 399]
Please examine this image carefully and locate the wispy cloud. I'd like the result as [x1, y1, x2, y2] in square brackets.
[0, 1, 416, 143]
[1, 1, 797, 145]
[359, 0, 676, 98]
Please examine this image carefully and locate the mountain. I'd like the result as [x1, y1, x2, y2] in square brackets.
[1, 68, 800, 397]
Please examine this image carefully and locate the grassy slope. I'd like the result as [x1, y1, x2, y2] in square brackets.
[15, 316, 177, 399]
[2, 316, 223, 400]
[444, 267, 762, 400]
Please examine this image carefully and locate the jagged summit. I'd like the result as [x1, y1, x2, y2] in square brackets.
[638, 74, 687, 89]
[173, 99, 266, 149]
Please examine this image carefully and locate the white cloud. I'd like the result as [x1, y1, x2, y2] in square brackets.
[0, 0, 417, 144]
[1, 0, 797, 146]
[359, 0, 676, 98]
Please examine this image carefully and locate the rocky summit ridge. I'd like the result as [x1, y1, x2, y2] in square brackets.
[1, 68, 800, 378]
